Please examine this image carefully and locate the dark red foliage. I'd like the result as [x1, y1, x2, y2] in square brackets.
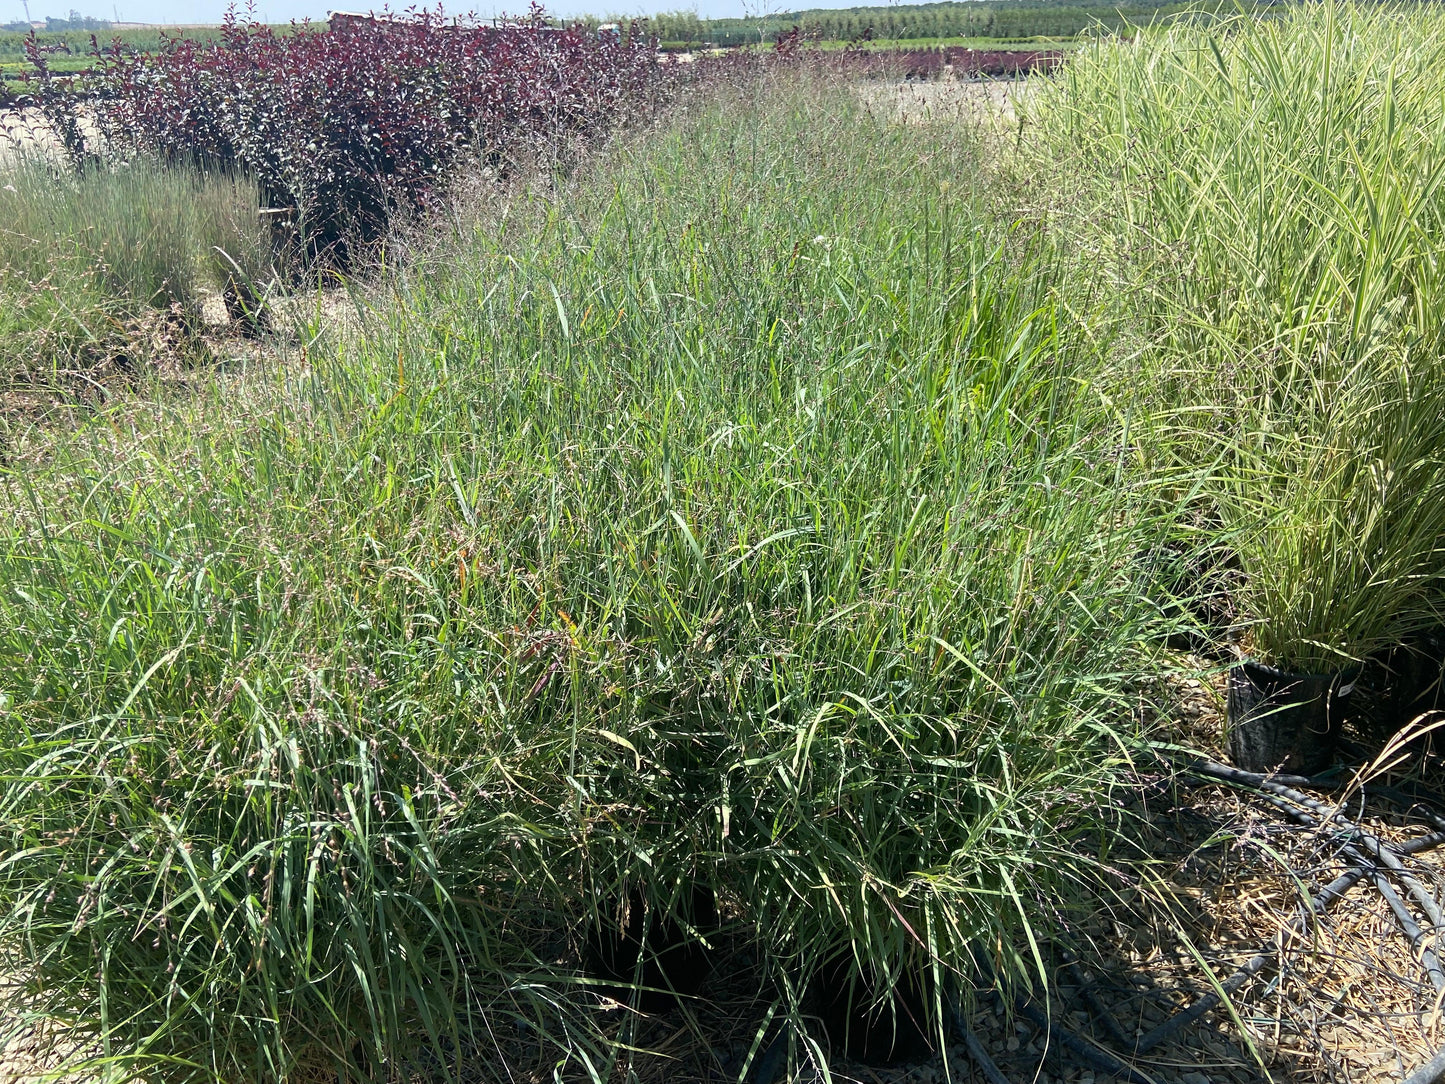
[835, 46, 1062, 80]
[945, 47, 1062, 76]
[34, 5, 666, 264]
[689, 42, 1061, 85]
[22, 31, 90, 161]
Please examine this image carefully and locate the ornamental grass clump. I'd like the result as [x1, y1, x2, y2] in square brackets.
[1032, 1, 1445, 674]
[0, 153, 269, 384]
[0, 78, 1180, 1078]
[1213, 357, 1445, 674]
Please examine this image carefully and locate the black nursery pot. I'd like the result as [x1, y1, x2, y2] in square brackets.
[815, 956, 933, 1067]
[583, 884, 719, 1014]
[1226, 660, 1360, 774]
[1365, 633, 1445, 739]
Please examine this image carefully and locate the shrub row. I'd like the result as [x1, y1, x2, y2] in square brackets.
[16, 9, 1052, 269]
[25, 7, 667, 264]
[1031, 1, 1445, 676]
[855, 46, 1063, 77]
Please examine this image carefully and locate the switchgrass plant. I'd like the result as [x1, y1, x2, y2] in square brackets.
[1030, 1, 1445, 671]
[0, 154, 271, 383]
[0, 74, 1183, 1079]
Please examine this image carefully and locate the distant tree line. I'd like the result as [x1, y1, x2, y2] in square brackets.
[577, 0, 1288, 47]
[2, 9, 109, 32]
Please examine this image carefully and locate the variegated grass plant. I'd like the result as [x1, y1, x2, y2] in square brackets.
[1032, 0, 1445, 672]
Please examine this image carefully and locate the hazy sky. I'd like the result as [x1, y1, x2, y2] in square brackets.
[0, 0, 809, 26]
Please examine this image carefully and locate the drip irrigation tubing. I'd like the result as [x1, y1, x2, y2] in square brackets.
[971, 947, 1158, 1083]
[1262, 769, 1445, 835]
[1169, 756, 1445, 1081]
[1186, 760, 1445, 938]
[1186, 777, 1445, 989]
[1013, 997, 1157, 1084]
[952, 1013, 1012, 1084]
[1403, 1048, 1445, 1084]
[1061, 955, 1135, 1049]
[1016, 756, 1445, 1075]
[951, 757, 1445, 1081]
[1119, 763, 1445, 1054]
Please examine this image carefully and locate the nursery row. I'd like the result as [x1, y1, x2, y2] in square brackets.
[0, 156, 270, 384]
[618, 0, 1282, 48]
[21, 9, 669, 262]
[1038, 0, 1445, 771]
[4, 2, 1445, 1082]
[850, 45, 1063, 76]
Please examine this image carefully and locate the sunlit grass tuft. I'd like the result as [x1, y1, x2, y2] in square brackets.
[0, 154, 271, 384]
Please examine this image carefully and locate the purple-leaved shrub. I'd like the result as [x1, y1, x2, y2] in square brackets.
[27, 6, 667, 264]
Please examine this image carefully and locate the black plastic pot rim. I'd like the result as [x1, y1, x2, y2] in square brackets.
[1236, 659, 1358, 690]
[1234, 657, 1363, 684]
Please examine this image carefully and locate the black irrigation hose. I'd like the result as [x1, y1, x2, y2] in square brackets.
[1061, 956, 1135, 1050]
[1206, 783, 1445, 988]
[953, 1014, 1013, 1084]
[1311, 829, 1445, 912]
[968, 760, 1445, 1079]
[1363, 782, 1445, 836]
[1099, 757, 1445, 1059]
[1371, 874, 1445, 993]
[1185, 759, 1445, 982]
[1014, 998, 1157, 1084]
[1131, 948, 1274, 1054]
[1241, 769, 1445, 932]
[1171, 757, 1445, 1081]
[1238, 769, 1445, 837]
[1404, 1048, 1445, 1084]
[969, 949, 1156, 1083]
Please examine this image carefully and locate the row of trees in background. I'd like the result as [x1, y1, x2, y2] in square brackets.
[2, 10, 108, 32]
[586, 0, 1286, 46]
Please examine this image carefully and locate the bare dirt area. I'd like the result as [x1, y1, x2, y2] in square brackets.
[0, 976, 79, 1084]
[0, 108, 96, 165]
